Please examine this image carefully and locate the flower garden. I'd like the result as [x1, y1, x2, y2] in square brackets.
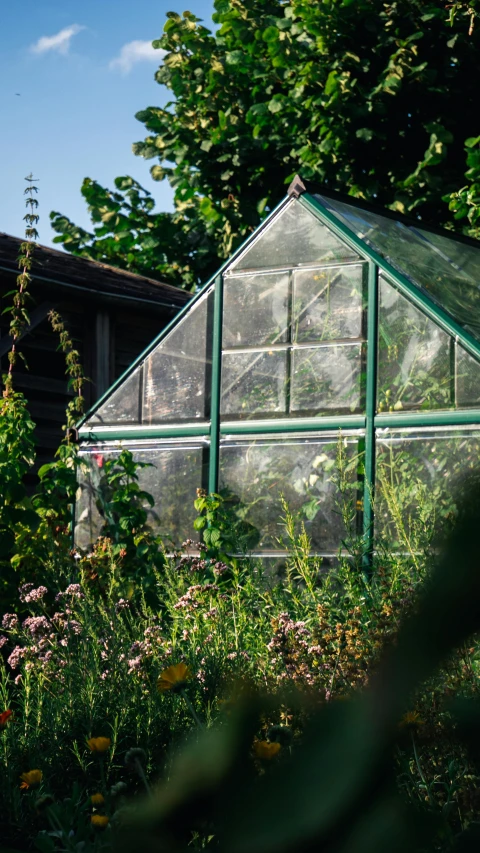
[1, 424, 480, 851]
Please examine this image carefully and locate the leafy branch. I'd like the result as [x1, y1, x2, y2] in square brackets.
[47, 310, 86, 428]
[3, 173, 39, 394]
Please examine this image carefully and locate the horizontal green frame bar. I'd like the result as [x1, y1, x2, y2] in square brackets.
[300, 194, 480, 365]
[78, 425, 210, 442]
[79, 410, 480, 441]
[374, 409, 480, 429]
[220, 416, 366, 434]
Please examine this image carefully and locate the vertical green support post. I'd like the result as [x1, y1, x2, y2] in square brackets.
[363, 262, 379, 569]
[209, 274, 223, 494]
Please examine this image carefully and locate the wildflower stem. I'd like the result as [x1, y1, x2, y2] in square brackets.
[411, 732, 433, 807]
[181, 689, 203, 728]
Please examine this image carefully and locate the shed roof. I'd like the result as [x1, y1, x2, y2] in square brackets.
[0, 232, 190, 310]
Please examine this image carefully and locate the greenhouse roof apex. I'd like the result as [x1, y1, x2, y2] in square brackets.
[287, 174, 307, 198]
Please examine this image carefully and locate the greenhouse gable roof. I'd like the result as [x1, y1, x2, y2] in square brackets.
[78, 176, 480, 435]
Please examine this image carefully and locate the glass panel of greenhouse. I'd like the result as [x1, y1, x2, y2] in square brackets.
[375, 426, 480, 551]
[76, 181, 480, 560]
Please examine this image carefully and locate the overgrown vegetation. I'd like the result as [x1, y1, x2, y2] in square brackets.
[2, 448, 480, 851]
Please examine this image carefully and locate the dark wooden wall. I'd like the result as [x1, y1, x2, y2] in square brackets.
[0, 273, 187, 472]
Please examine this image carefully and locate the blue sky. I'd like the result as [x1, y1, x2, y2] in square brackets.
[0, 0, 215, 247]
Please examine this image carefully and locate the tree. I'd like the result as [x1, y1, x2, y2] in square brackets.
[51, 0, 480, 290]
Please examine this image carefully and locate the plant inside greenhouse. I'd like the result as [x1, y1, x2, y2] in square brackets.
[76, 176, 480, 562]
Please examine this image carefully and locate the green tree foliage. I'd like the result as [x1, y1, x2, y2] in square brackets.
[51, 0, 480, 289]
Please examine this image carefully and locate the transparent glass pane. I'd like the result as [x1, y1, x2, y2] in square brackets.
[456, 345, 480, 407]
[375, 428, 480, 548]
[75, 455, 104, 552]
[219, 433, 363, 552]
[415, 228, 480, 283]
[230, 199, 359, 272]
[293, 264, 365, 342]
[143, 290, 212, 423]
[221, 350, 287, 417]
[75, 442, 206, 549]
[315, 194, 480, 341]
[291, 345, 363, 414]
[378, 277, 452, 412]
[223, 272, 289, 348]
[85, 289, 212, 427]
[87, 370, 140, 426]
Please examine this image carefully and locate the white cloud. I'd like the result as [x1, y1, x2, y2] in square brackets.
[30, 24, 85, 56]
[109, 40, 165, 74]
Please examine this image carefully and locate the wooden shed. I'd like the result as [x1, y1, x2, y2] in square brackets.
[0, 233, 190, 467]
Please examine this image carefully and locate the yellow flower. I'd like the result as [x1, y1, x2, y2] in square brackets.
[253, 740, 281, 760]
[20, 769, 43, 790]
[399, 711, 424, 730]
[157, 662, 191, 693]
[87, 737, 111, 753]
[90, 792, 105, 806]
[91, 814, 109, 829]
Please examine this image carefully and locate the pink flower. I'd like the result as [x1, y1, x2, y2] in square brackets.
[55, 585, 84, 602]
[22, 586, 48, 604]
[8, 646, 27, 670]
[22, 617, 50, 638]
[18, 584, 34, 603]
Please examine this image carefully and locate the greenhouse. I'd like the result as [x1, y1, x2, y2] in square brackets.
[74, 176, 480, 561]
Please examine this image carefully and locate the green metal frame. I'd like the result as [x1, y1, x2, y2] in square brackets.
[220, 416, 366, 435]
[77, 187, 480, 562]
[208, 275, 223, 492]
[79, 425, 210, 441]
[363, 262, 378, 562]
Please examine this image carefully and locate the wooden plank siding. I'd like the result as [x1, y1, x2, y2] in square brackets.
[0, 233, 191, 470]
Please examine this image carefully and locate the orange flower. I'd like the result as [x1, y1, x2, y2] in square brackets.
[91, 814, 109, 829]
[253, 740, 281, 760]
[157, 662, 191, 693]
[20, 769, 43, 790]
[90, 792, 105, 806]
[87, 737, 111, 753]
[0, 709, 13, 729]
